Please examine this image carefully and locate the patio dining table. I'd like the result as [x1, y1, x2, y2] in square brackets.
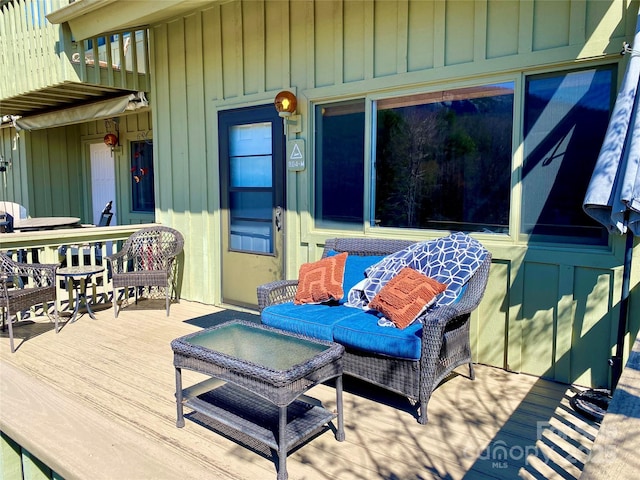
[57, 265, 106, 323]
[13, 217, 81, 232]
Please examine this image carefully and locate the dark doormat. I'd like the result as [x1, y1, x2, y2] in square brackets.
[186, 309, 260, 329]
[570, 388, 612, 423]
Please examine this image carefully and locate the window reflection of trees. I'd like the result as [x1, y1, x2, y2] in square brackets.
[375, 91, 513, 233]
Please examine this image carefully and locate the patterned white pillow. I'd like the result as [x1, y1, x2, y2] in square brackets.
[346, 232, 488, 309]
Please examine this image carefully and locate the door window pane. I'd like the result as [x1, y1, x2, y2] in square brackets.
[522, 67, 613, 243]
[315, 100, 366, 228]
[131, 140, 155, 212]
[230, 191, 272, 220]
[227, 122, 275, 254]
[374, 84, 513, 233]
[229, 124, 273, 187]
[230, 220, 272, 253]
[229, 191, 273, 253]
[230, 155, 272, 187]
[229, 123, 272, 156]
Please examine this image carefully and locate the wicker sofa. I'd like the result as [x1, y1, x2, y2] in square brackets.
[257, 236, 491, 424]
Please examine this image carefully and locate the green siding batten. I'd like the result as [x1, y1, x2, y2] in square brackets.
[521, 262, 560, 378]
[0, 432, 62, 480]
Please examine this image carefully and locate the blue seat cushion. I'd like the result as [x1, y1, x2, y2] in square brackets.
[332, 313, 423, 360]
[261, 302, 364, 341]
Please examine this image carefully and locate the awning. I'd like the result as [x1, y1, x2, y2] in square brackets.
[14, 92, 149, 132]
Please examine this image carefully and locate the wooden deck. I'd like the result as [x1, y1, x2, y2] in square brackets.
[1, 299, 601, 480]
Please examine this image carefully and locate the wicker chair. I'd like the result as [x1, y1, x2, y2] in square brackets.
[257, 237, 492, 424]
[107, 226, 184, 318]
[0, 253, 59, 353]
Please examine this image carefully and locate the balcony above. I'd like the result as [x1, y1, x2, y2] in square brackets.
[0, 0, 150, 119]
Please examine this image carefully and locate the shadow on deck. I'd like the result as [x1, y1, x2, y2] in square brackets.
[0, 300, 604, 480]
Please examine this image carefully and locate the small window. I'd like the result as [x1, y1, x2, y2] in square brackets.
[314, 100, 366, 229]
[130, 140, 155, 213]
[522, 67, 614, 243]
[374, 83, 514, 233]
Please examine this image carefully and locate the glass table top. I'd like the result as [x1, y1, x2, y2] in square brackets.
[182, 322, 330, 372]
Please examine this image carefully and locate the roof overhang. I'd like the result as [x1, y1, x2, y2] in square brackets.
[47, 0, 219, 40]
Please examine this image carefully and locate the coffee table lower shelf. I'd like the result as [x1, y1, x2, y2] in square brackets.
[184, 382, 337, 452]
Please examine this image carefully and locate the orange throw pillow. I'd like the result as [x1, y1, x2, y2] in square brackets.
[294, 252, 348, 304]
[369, 267, 447, 329]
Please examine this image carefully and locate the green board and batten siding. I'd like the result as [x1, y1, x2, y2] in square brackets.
[0, 125, 83, 219]
[147, 0, 639, 388]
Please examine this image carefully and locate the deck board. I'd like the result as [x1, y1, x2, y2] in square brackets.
[1, 300, 600, 480]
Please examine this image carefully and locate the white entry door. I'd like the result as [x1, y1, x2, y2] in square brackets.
[90, 143, 117, 225]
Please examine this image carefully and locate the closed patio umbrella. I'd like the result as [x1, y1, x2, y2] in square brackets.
[583, 9, 640, 391]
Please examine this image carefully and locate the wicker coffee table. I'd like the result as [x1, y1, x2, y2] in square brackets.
[171, 320, 345, 480]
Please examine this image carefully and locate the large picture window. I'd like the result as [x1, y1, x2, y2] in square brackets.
[130, 140, 155, 213]
[313, 67, 614, 244]
[522, 67, 614, 243]
[374, 84, 513, 232]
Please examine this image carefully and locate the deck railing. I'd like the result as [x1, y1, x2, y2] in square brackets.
[0, 223, 158, 311]
[74, 29, 150, 90]
[0, 0, 150, 101]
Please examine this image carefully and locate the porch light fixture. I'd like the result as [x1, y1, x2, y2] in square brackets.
[274, 91, 297, 117]
[104, 117, 120, 154]
[103, 133, 118, 147]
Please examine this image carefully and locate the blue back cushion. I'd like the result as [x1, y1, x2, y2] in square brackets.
[326, 250, 385, 303]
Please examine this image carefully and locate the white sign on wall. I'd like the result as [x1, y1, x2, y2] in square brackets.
[287, 139, 305, 171]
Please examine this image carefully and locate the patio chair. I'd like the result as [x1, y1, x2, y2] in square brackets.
[0, 201, 27, 220]
[0, 212, 11, 232]
[94, 200, 114, 227]
[81, 200, 113, 228]
[0, 201, 27, 232]
[61, 200, 115, 266]
[98, 211, 113, 227]
[107, 226, 184, 318]
[0, 253, 59, 353]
